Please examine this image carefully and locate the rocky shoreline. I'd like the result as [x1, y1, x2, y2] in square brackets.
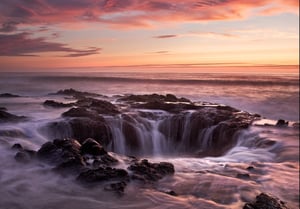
[0, 89, 296, 208]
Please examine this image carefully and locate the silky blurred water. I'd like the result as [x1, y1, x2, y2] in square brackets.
[0, 71, 299, 209]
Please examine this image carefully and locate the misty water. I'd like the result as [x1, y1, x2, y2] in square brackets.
[0, 71, 299, 209]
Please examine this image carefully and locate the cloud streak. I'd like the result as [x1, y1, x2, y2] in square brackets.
[0, 33, 101, 57]
[0, 0, 298, 29]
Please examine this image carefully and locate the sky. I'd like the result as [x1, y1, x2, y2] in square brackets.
[0, 0, 299, 72]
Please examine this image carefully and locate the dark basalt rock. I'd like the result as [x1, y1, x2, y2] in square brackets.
[68, 118, 112, 145]
[0, 110, 27, 123]
[53, 88, 101, 99]
[133, 100, 198, 113]
[80, 138, 107, 156]
[62, 107, 96, 118]
[276, 119, 289, 127]
[0, 93, 20, 97]
[43, 100, 74, 108]
[75, 97, 119, 115]
[243, 193, 290, 209]
[77, 167, 129, 183]
[104, 181, 127, 194]
[0, 107, 7, 111]
[128, 159, 175, 182]
[119, 93, 191, 103]
[37, 139, 83, 166]
[14, 150, 36, 163]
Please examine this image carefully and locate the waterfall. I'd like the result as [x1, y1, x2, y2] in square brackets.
[103, 110, 238, 157]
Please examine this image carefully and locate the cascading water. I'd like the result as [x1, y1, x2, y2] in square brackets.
[103, 110, 240, 157]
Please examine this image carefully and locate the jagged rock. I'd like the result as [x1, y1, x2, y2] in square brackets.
[62, 107, 96, 118]
[77, 167, 129, 183]
[104, 181, 127, 194]
[276, 119, 289, 127]
[52, 88, 101, 98]
[43, 100, 74, 108]
[37, 139, 83, 166]
[243, 193, 290, 209]
[80, 138, 107, 156]
[0, 110, 27, 123]
[128, 159, 175, 182]
[75, 97, 119, 115]
[119, 93, 191, 103]
[68, 118, 112, 145]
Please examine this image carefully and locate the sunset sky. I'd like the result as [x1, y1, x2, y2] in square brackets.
[0, 0, 299, 72]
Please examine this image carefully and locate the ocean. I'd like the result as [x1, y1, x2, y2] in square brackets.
[0, 71, 299, 209]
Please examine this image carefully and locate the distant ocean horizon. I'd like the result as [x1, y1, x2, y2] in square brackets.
[0, 70, 299, 121]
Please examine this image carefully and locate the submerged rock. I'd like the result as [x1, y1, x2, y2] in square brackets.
[243, 193, 290, 209]
[80, 138, 107, 156]
[0, 93, 20, 97]
[77, 167, 129, 183]
[43, 100, 74, 108]
[0, 110, 27, 123]
[119, 93, 191, 103]
[276, 119, 289, 127]
[52, 88, 101, 98]
[128, 159, 175, 182]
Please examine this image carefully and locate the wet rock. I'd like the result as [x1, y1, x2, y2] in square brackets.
[104, 181, 127, 194]
[119, 94, 191, 103]
[0, 93, 20, 97]
[53, 88, 101, 99]
[0, 107, 7, 111]
[92, 154, 118, 167]
[243, 193, 290, 209]
[11, 143, 23, 150]
[15, 151, 31, 163]
[77, 167, 129, 183]
[80, 138, 107, 156]
[62, 107, 96, 118]
[87, 98, 119, 115]
[14, 149, 36, 163]
[236, 173, 250, 180]
[43, 100, 74, 108]
[276, 119, 289, 127]
[0, 110, 27, 123]
[37, 139, 83, 166]
[68, 118, 112, 145]
[128, 159, 175, 182]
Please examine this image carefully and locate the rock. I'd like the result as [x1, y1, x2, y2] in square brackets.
[243, 193, 290, 209]
[104, 181, 127, 194]
[53, 88, 101, 98]
[37, 139, 83, 165]
[80, 138, 107, 156]
[77, 167, 129, 183]
[11, 143, 23, 150]
[0, 93, 20, 97]
[15, 151, 31, 163]
[67, 118, 112, 145]
[0, 110, 27, 123]
[0, 107, 7, 111]
[43, 100, 74, 108]
[62, 107, 96, 118]
[236, 173, 250, 180]
[119, 94, 191, 103]
[276, 119, 289, 127]
[14, 149, 36, 163]
[128, 159, 175, 182]
[87, 98, 119, 115]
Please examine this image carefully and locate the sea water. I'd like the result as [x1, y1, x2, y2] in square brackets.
[0, 71, 298, 209]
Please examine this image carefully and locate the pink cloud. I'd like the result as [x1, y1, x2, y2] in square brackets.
[0, 0, 297, 29]
[0, 32, 101, 57]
